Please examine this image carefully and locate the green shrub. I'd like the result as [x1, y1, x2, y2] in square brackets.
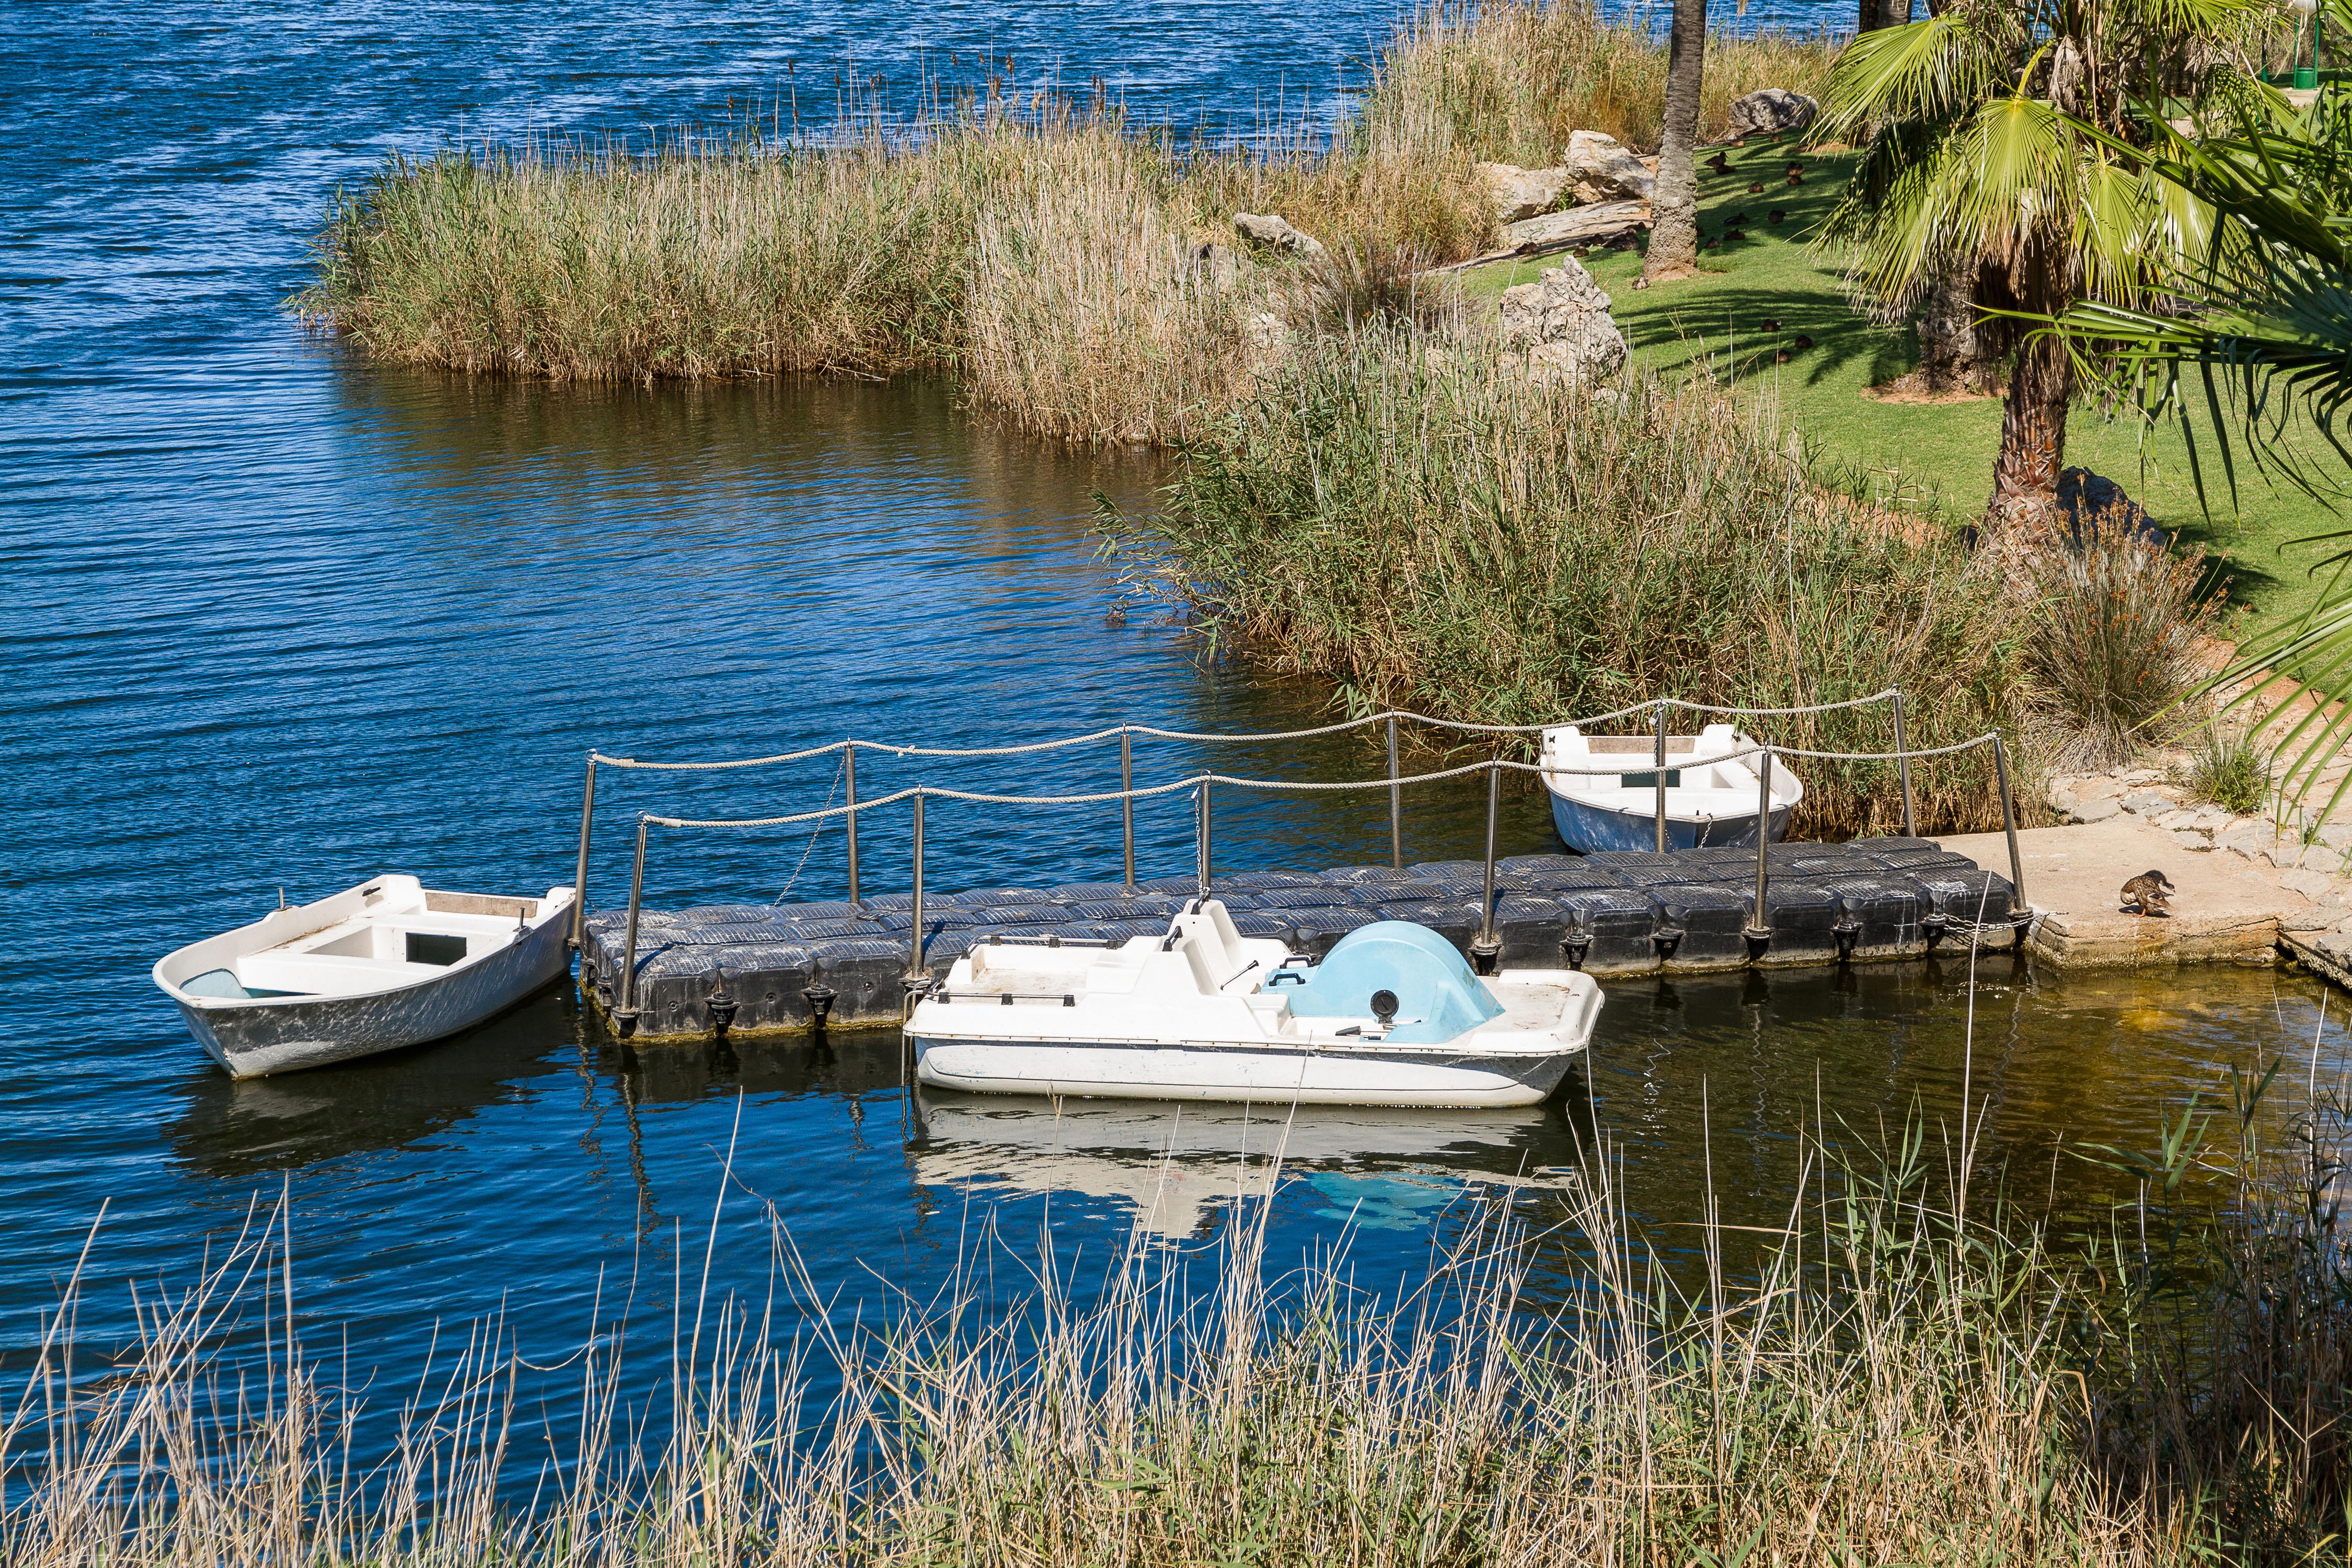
[1102, 329, 2030, 836]
[2019, 521, 2220, 770]
[2188, 728, 2270, 815]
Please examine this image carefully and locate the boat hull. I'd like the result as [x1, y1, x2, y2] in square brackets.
[1548, 790, 1791, 853]
[909, 1034, 1586, 1108]
[174, 913, 572, 1079]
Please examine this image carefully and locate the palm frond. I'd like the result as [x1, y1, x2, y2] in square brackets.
[1817, 13, 2009, 136]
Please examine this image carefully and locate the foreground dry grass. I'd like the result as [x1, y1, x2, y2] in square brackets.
[8, 1076, 2349, 1566]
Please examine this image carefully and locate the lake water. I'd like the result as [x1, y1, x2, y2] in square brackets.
[4, 0, 2342, 1490]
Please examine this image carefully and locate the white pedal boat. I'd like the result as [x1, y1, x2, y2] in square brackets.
[905, 901, 1601, 1108]
[153, 875, 576, 1079]
[1539, 721, 1803, 851]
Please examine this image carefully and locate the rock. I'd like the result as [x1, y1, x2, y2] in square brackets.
[1233, 212, 1326, 259]
[2057, 467, 2160, 541]
[1498, 258, 1629, 389]
[2320, 821, 2352, 851]
[2120, 790, 2177, 815]
[1187, 241, 1239, 288]
[1475, 162, 1573, 224]
[2188, 805, 2234, 832]
[1498, 200, 1650, 253]
[2173, 829, 2214, 851]
[1726, 88, 1819, 138]
[2117, 768, 2164, 786]
[2073, 776, 2124, 802]
[2048, 787, 2080, 814]
[1589, 386, 1631, 413]
[2073, 797, 2122, 823]
[2217, 823, 2277, 858]
[1565, 131, 1656, 202]
[2281, 868, 2341, 901]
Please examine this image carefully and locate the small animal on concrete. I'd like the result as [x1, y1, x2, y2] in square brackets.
[1749, 180, 1766, 193]
[2120, 869, 2176, 917]
[1768, 207, 1787, 225]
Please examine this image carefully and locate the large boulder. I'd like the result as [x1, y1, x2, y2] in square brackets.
[1726, 88, 1818, 139]
[1233, 211, 1327, 259]
[1498, 258, 1629, 387]
[1475, 162, 1573, 224]
[1565, 131, 1655, 202]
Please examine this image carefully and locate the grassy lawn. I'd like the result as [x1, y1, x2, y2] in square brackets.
[1460, 145, 2350, 633]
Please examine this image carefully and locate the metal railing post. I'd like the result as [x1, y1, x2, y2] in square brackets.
[615, 815, 649, 1037]
[1196, 779, 1213, 899]
[1471, 760, 1502, 973]
[1388, 716, 1404, 869]
[1120, 729, 1136, 892]
[1992, 733, 2027, 916]
[905, 791, 927, 983]
[844, 742, 861, 906]
[1892, 690, 1917, 838]
[1747, 751, 1773, 949]
[569, 753, 597, 952]
[1654, 700, 1669, 854]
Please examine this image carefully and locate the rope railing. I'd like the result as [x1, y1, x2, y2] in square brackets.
[590, 727, 2028, 1034]
[570, 689, 1924, 941]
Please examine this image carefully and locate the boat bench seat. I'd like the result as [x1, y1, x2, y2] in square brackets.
[237, 952, 458, 997]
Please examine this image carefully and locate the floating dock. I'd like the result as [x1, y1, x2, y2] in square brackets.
[578, 838, 2020, 1043]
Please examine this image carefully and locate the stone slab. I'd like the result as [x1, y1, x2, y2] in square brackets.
[1939, 815, 2306, 969]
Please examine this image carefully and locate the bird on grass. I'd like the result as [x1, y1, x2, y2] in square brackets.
[1785, 160, 1804, 177]
[1760, 318, 1782, 333]
[1704, 151, 1732, 176]
[1748, 180, 1765, 194]
[1728, 210, 1749, 225]
[1724, 228, 1746, 243]
[1786, 169, 1805, 186]
[1767, 207, 1786, 226]
[1774, 349, 1792, 364]
[2120, 869, 2176, 917]
[1788, 333, 1813, 351]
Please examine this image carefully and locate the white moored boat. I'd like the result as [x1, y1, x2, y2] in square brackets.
[1539, 721, 1803, 852]
[905, 901, 1601, 1108]
[153, 875, 577, 1079]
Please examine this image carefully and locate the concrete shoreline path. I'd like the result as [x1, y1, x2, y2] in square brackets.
[1944, 813, 2352, 978]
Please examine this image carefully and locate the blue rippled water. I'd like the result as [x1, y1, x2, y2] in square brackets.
[2, 0, 2342, 1492]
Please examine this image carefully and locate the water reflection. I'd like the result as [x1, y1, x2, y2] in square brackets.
[907, 1093, 1593, 1238]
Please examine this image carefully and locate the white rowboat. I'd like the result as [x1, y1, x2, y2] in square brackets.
[153, 875, 576, 1079]
[1539, 721, 1803, 852]
[906, 901, 1601, 1108]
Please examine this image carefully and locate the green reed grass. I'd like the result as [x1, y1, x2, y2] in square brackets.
[1103, 329, 2030, 836]
[8, 1060, 2348, 1567]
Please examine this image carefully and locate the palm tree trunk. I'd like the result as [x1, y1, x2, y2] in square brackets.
[1643, 0, 1708, 283]
[1986, 314, 2073, 532]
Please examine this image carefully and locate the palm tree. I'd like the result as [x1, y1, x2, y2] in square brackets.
[1817, 0, 2269, 535]
[2055, 101, 2352, 810]
[1643, 0, 1709, 284]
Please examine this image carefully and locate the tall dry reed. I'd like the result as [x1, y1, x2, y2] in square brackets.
[1363, 0, 1842, 165]
[1104, 330, 2028, 836]
[9, 1070, 2349, 1566]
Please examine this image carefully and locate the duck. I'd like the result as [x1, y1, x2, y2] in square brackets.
[1728, 210, 1749, 224]
[1748, 180, 1766, 194]
[2120, 869, 2176, 917]
[1704, 151, 1732, 175]
[1786, 169, 1805, 186]
[1767, 207, 1786, 225]
[1788, 333, 1813, 352]
[1760, 318, 1782, 333]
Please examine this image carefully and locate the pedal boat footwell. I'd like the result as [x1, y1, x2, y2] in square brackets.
[905, 901, 1601, 1108]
